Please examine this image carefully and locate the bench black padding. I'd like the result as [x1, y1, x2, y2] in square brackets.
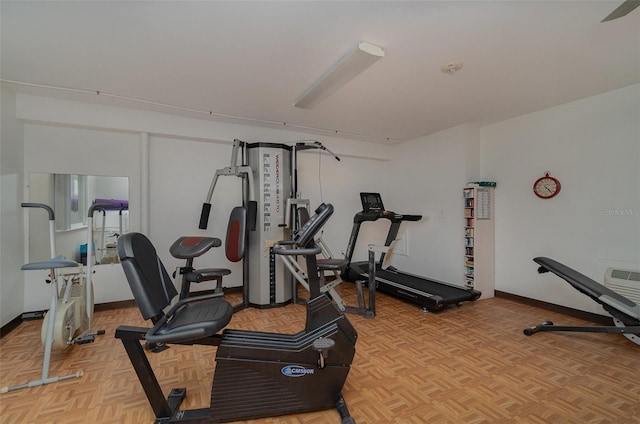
[524, 257, 640, 345]
[534, 257, 640, 324]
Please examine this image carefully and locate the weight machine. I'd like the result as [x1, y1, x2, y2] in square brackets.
[196, 139, 341, 309]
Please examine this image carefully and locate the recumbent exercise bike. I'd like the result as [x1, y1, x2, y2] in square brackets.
[114, 203, 357, 423]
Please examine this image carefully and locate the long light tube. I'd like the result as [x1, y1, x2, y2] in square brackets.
[293, 41, 384, 109]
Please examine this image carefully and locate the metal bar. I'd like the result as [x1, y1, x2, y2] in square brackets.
[117, 329, 173, 419]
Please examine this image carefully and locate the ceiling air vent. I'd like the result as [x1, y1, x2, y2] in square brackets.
[604, 267, 640, 304]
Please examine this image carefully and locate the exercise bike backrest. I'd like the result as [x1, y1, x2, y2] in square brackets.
[293, 203, 333, 248]
[118, 232, 178, 323]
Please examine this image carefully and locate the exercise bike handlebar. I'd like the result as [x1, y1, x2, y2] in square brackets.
[22, 203, 58, 258]
[21, 202, 54, 221]
[88, 202, 114, 217]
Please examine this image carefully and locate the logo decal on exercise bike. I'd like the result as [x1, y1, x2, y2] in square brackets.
[281, 365, 315, 377]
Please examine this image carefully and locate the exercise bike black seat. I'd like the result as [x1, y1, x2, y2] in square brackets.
[118, 232, 233, 344]
[21, 255, 79, 271]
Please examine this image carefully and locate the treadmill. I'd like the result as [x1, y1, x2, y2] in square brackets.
[341, 192, 481, 311]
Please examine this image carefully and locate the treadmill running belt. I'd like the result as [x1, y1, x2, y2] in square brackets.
[364, 268, 479, 310]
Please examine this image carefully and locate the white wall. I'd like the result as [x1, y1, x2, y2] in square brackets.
[481, 84, 640, 314]
[296, 151, 391, 261]
[147, 136, 392, 292]
[366, 84, 639, 316]
[3, 93, 392, 322]
[0, 86, 25, 326]
[147, 135, 246, 291]
[385, 123, 480, 286]
[21, 123, 143, 310]
[2, 84, 637, 326]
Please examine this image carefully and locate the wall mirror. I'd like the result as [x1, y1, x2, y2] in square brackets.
[27, 173, 129, 264]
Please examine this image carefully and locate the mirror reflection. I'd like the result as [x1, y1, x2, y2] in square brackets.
[28, 173, 129, 264]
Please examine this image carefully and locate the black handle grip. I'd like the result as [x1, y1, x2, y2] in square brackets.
[247, 201, 257, 231]
[272, 245, 322, 256]
[199, 203, 212, 230]
[537, 266, 550, 274]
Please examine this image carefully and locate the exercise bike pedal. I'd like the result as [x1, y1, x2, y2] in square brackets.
[72, 329, 105, 345]
[72, 335, 96, 345]
[145, 342, 170, 353]
[21, 311, 45, 320]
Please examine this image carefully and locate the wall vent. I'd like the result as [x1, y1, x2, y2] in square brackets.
[604, 267, 640, 304]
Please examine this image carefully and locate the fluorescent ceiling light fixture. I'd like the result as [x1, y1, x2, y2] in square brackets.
[293, 41, 384, 109]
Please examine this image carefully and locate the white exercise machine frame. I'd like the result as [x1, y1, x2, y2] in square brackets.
[2, 203, 107, 393]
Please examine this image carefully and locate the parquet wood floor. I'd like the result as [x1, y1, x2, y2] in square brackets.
[1, 286, 638, 423]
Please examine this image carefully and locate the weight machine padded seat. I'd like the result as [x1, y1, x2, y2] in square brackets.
[171, 207, 247, 299]
[534, 257, 640, 325]
[170, 236, 222, 259]
[118, 232, 233, 343]
[317, 258, 348, 271]
[171, 236, 231, 285]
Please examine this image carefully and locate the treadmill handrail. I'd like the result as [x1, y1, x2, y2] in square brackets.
[353, 210, 422, 224]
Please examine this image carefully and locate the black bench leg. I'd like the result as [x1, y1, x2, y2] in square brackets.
[336, 394, 356, 424]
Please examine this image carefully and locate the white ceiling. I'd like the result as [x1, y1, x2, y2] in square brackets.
[1, 1, 639, 144]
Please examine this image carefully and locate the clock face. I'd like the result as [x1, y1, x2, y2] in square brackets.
[533, 176, 560, 199]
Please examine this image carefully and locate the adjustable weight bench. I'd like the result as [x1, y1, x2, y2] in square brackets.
[524, 257, 640, 345]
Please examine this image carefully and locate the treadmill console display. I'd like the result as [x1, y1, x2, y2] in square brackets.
[360, 192, 384, 212]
